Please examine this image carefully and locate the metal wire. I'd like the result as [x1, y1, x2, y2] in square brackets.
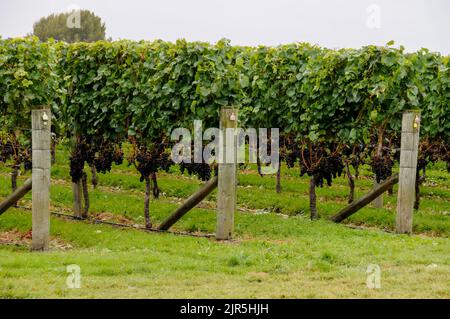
[14, 204, 216, 239]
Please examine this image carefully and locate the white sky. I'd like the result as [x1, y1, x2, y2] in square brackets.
[0, 0, 449, 54]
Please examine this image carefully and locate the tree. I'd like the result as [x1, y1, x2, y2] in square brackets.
[33, 10, 106, 43]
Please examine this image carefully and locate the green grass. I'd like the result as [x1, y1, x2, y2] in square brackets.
[0, 210, 448, 298]
[0, 146, 448, 298]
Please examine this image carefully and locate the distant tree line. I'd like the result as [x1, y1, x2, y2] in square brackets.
[33, 10, 106, 43]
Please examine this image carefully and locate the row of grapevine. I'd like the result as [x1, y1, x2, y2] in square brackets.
[0, 37, 448, 224]
[0, 38, 58, 190]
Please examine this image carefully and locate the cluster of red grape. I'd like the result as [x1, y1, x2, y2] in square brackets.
[371, 154, 394, 183]
[342, 144, 367, 177]
[0, 139, 14, 163]
[134, 143, 172, 182]
[417, 138, 449, 172]
[173, 141, 217, 181]
[300, 152, 344, 187]
[278, 137, 346, 187]
[280, 136, 299, 169]
[70, 138, 124, 182]
[0, 135, 32, 171]
[367, 134, 398, 183]
[180, 162, 214, 181]
[92, 145, 124, 174]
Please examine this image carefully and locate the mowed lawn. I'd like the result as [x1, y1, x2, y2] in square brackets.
[0, 147, 448, 298]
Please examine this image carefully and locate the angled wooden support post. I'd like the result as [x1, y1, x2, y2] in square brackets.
[0, 178, 32, 216]
[32, 108, 51, 251]
[158, 176, 218, 231]
[396, 110, 420, 234]
[330, 174, 399, 223]
[216, 106, 238, 240]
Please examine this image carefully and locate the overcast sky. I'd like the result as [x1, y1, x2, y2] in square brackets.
[0, 0, 449, 54]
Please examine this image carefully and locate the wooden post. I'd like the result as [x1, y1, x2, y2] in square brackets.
[331, 174, 398, 223]
[31, 109, 51, 251]
[372, 180, 383, 208]
[396, 110, 420, 234]
[158, 176, 218, 231]
[0, 178, 32, 216]
[216, 106, 238, 240]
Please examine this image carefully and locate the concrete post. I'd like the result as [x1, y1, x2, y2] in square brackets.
[396, 110, 420, 234]
[216, 106, 238, 240]
[31, 108, 51, 250]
